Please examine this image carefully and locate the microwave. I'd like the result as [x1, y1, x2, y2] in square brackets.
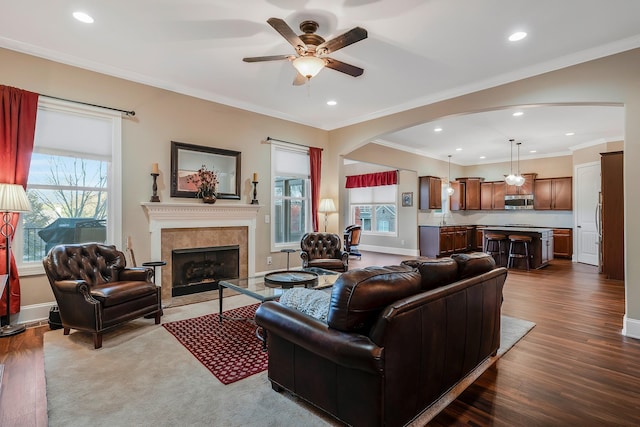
[504, 194, 534, 209]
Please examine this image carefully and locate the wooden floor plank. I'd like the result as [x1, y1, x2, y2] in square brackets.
[1, 254, 639, 426]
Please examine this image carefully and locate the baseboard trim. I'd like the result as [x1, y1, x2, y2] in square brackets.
[15, 301, 57, 327]
[358, 244, 420, 257]
[622, 315, 640, 339]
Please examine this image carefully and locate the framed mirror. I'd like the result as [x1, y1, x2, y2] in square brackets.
[170, 141, 241, 200]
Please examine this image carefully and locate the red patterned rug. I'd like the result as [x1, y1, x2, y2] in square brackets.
[163, 303, 268, 385]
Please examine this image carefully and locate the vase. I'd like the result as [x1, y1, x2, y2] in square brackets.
[202, 194, 217, 204]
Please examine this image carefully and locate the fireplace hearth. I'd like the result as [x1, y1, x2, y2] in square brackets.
[172, 245, 239, 297]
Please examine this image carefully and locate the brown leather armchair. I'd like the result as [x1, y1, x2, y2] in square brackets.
[43, 243, 162, 349]
[299, 232, 349, 272]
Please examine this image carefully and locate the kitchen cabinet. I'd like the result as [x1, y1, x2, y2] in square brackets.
[505, 173, 537, 195]
[553, 228, 573, 259]
[456, 177, 483, 210]
[419, 226, 475, 258]
[419, 176, 442, 210]
[534, 177, 572, 210]
[475, 227, 485, 250]
[601, 151, 624, 280]
[449, 181, 465, 211]
[480, 181, 505, 210]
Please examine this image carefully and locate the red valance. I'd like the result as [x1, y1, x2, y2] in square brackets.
[345, 170, 398, 188]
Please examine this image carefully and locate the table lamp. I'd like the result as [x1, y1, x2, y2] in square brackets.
[318, 198, 336, 232]
[0, 183, 31, 337]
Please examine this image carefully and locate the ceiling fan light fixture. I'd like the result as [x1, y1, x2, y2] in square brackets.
[293, 56, 325, 79]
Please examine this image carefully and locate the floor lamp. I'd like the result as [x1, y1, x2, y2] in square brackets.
[318, 198, 336, 232]
[0, 183, 31, 338]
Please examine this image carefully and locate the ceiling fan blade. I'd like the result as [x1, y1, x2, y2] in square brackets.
[324, 58, 364, 77]
[316, 27, 367, 55]
[292, 72, 307, 86]
[267, 17, 307, 55]
[243, 54, 294, 63]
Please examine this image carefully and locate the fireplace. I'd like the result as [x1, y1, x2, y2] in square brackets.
[142, 202, 260, 306]
[171, 245, 239, 296]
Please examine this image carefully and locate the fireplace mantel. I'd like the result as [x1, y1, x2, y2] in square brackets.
[141, 202, 261, 291]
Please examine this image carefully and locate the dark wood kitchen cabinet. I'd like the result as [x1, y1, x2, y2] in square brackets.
[456, 177, 483, 210]
[419, 226, 475, 258]
[480, 181, 505, 210]
[449, 181, 464, 211]
[534, 177, 572, 210]
[505, 173, 537, 195]
[553, 228, 573, 259]
[601, 151, 624, 280]
[419, 176, 442, 210]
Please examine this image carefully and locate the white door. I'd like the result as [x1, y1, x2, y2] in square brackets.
[575, 162, 600, 265]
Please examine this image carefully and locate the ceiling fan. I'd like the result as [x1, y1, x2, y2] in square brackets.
[243, 18, 368, 85]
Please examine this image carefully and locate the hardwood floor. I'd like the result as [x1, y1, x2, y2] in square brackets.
[1, 253, 639, 426]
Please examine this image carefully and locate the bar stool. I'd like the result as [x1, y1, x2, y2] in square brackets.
[484, 233, 508, 266]
[507, 234, 532, 271]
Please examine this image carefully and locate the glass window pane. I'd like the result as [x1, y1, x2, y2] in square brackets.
[22, 153, 109, 262]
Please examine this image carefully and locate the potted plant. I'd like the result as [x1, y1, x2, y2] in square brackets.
[187, 165, 219, 203]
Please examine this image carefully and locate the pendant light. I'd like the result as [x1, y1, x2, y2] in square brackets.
[446, 155, 455, 196]
[505, 139, 518, 185]
[514, 142, 525, 187]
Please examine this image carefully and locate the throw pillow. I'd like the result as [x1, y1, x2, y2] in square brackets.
[279, 288, 331, 322]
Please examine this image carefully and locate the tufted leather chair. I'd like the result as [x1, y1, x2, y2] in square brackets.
[43, 243, 162, 349]
[299, 232, 349, 272]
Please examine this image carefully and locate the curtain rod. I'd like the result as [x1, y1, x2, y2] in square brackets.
[265, 136, 323, 151]
[41, 94, 135, 116]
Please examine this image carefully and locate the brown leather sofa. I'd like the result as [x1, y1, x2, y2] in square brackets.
[255, 252, 506, 427]
[299, 232, 349, 272]
[43, 243, 162, 349]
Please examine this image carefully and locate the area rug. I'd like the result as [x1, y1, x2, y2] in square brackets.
[44, 296, 534, 427]
[163, 303, 267, 384]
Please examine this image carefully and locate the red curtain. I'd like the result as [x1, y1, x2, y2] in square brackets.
[309, 147, 322, 232]
[0, 85, 39, 317]
[345, 170, 398, 188]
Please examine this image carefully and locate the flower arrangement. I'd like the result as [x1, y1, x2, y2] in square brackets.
[187, 164, 219, 199]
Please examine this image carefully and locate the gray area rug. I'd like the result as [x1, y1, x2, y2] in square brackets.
[44, 296, 535, 427]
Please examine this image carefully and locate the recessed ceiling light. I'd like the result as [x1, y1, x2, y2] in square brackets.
[565, 132, 575, 136]
[480, 156, 486, 159]
[455, 148, 462, 151]
[73, 11, 94, 23]
[434, 127, 443, 132]
[530, 150, 537, 153]
[508, 31, 527, 42]
[512, 111, 524, 117]
[326, 100, 337, 106]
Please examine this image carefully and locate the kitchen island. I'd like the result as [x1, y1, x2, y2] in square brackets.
[482, 227, 554, 269]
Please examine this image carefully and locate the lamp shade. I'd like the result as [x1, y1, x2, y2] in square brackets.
[0, 183, 31, 212]
[505, 174, 519, 186]
[293, 56, 325, 79]
[318, 198, 336, 213]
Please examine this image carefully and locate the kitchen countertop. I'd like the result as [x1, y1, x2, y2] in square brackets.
[482, 226, 553, 233]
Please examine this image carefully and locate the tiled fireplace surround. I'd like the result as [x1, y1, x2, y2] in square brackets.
[142, 202, 260, 306]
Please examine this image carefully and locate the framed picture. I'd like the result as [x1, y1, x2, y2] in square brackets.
[402, 192, 413, 207]
[170, 141, 241, 200]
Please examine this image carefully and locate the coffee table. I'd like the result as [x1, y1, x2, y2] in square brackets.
[217, 267, 340, 323]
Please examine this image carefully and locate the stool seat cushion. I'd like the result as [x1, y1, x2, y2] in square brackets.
[485, 233, 507, 240]
[508, 234, 533, 242]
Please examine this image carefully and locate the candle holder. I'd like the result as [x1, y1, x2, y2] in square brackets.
[150, 173, 160, 202]
[251, 180, 259, 205]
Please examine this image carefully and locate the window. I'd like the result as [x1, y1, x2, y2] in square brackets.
[15, 99, 122, 275]
[271, 143, 311, 249]
[349, 185, 397, 235]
